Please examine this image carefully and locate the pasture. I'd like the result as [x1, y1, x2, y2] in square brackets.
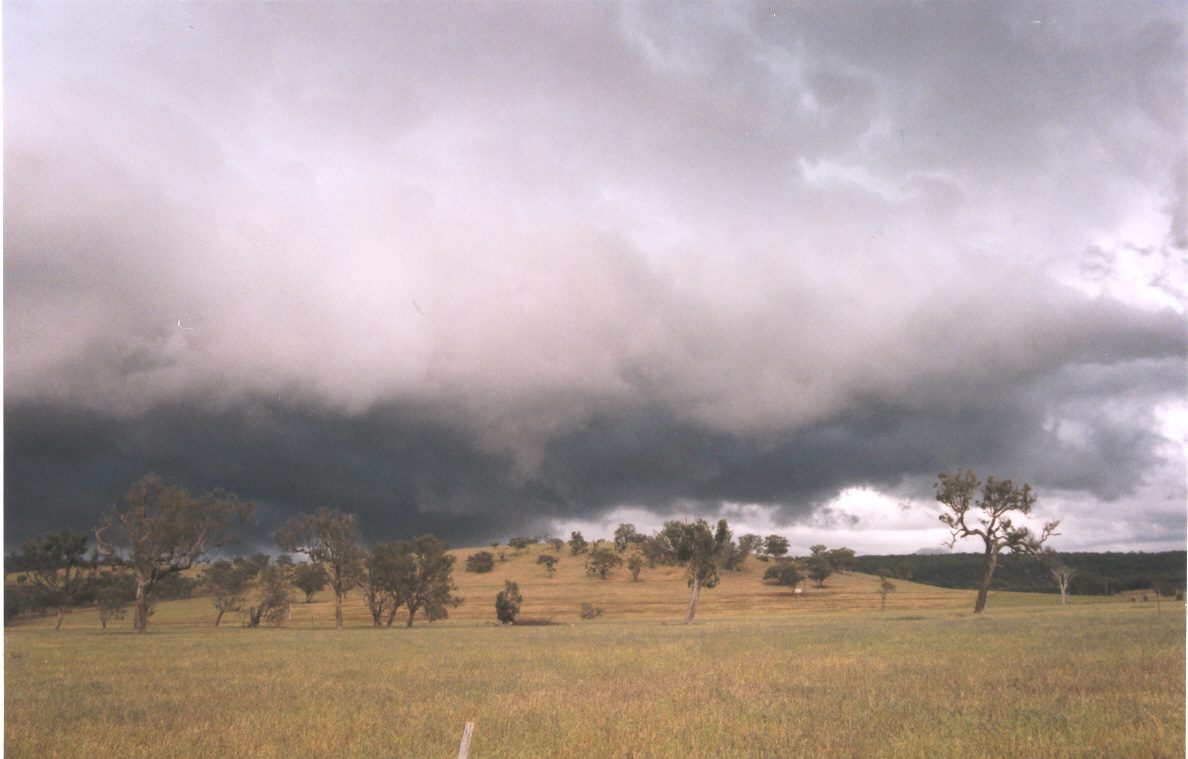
[5, 546, 1184, 757]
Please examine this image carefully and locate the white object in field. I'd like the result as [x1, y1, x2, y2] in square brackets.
[457, 722, 475, 759]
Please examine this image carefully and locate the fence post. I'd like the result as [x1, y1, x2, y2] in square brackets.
[457, 722, 475, 759]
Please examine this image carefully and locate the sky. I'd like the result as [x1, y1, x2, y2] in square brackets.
[4, 2, 1185, 555]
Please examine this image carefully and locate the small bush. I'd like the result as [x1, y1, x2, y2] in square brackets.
[580, 602, 603, 620]
[764, 564, 804, 587]
[495, 580, 522, 624]
[466, 551, 496, 573]
[536, 554, 558, 577]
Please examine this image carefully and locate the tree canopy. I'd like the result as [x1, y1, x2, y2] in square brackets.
[95, 474, 252, 633]
[936, 469, 1059, 613]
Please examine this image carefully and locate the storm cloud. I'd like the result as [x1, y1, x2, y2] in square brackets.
[5, 2, 1185, 550]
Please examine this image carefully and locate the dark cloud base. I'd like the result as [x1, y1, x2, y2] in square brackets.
[7, 354, 1180, 549]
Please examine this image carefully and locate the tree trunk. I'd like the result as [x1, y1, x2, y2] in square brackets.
[134, 580, 151, 633]
[215, 609, 225, 626]
[973, 551, 998, 614]
[406, 605, 418, 628]
[684, 577, 701, 624]
[385, 606, 398, 627]
[1059, 582, 1068, 605]
[54, 608, 66, 632]
[335, 590, 344, 629]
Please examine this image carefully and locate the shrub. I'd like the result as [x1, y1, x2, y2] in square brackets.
[153, 573, 199, 600]
[536, 554, 558, 577]
[495, 580, 522, 624]
[627, 554, 643, 581]
[466, 551, 496, 573]
[764, 564, 804, 587]
[508, 537, 535, 553]
[568, 531, 588, 555]
[580, 602, 603, 620]
[585, 547, 622, 579]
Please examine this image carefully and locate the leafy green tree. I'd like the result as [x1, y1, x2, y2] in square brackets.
[466, 551, 496, 573]
[826, 547, 857, 573]
[627, 554, 643, 581]
[721, 539, 749, 570]
[247, 564, 291, 627]
[738, 534, 764, 556]
[764, 535, 790, 559]
[16, 530, 98, 631]
[806, 555, 833, 587]
[274, 507, 365, 629]
[201, 559, 253, 626]
[363, 542, 409, 626]
[763, 563, 804, 587]
[613, 523, 640, 552]
[568, 531, 588, 555]
[536, 554, 558, 577]
[495, 580, 522, 624]
[393, 535, 460, 627]
[585, 547, 623, 580]
[657, 519, 732, 624]
[291, 562, 327, 603]
[508, 537, 534, 553]
[547, 538, 565, 553]
[234, 552, 270, 578]
[95, 474, 252, 634]
[937, 469, 1059, 613]
[96, 583, 130, 629]
[640, 535, 671, 568]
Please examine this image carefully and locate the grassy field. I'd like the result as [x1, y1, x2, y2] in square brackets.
[5, 545, 1185, 757]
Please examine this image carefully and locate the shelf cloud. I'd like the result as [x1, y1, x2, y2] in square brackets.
[5, 2, 1185, 550]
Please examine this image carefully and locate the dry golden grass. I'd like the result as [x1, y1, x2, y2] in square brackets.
[10, 543, 1075, 631]
[6, 601, 1183, 758]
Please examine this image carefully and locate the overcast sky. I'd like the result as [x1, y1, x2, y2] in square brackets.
[4, 2, 1185, 554]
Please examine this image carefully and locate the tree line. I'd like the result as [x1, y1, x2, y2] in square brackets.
[853, 551, 1186, 598]
[10, 469, 1129, 630]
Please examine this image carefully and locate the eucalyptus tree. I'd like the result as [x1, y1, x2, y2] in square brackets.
[274, 507, 365, 628]
[937, 470, 1059, 613]
[656, 519, 732, 624]
[393, 535, 460, 627]
[16, 530, 97, 631]
[95, 474, 252, 633]
[201, 559, 253, 626]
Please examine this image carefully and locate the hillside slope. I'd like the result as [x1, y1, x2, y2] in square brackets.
[11, 542, 1085, 630]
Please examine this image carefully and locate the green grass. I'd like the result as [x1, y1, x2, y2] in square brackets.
[6, 603, 1183, 758]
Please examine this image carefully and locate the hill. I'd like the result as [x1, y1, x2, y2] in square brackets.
[8, 541, 1164, 631]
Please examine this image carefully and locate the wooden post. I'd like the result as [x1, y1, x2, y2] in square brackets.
[457, 722, 475, 759]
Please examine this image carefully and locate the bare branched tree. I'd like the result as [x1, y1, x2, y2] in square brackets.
[1048, 561, 1077, 605]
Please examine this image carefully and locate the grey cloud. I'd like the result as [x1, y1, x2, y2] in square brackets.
[4, 2, 1185, 548]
